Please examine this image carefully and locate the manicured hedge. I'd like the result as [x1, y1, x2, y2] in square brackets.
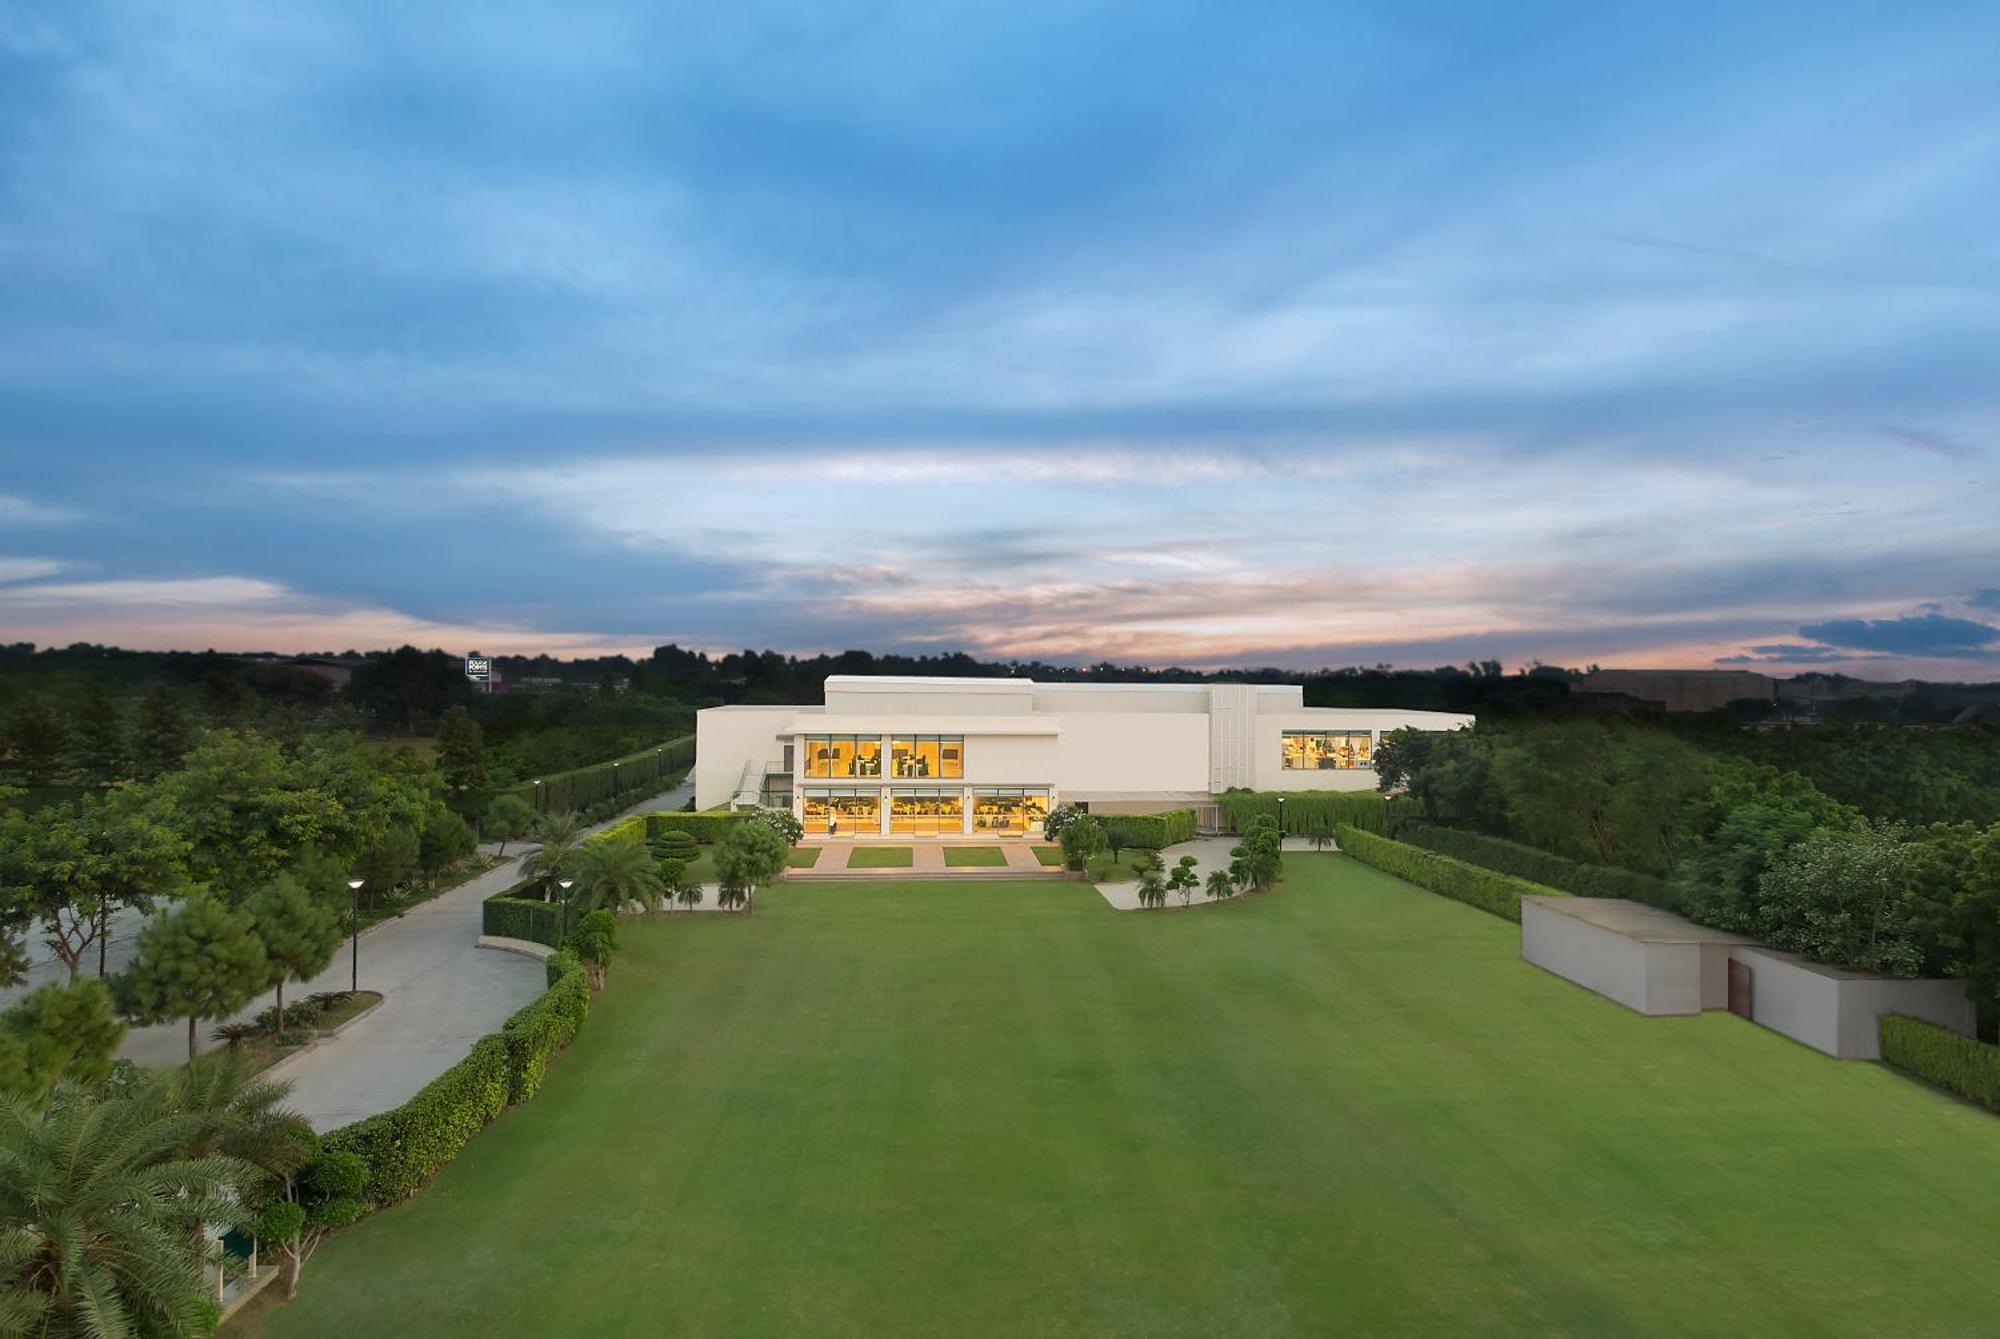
[501, 952, 591, 1104]
[511, 735, 694, 815]
[642, 810, 756, 843]
[1881, 1014, 2000, 1114]
[323, 1034, 511, 1203]
[1221, 791, 1389, 837]
[1396, 822, 1678, 910]
[1335, 825, 1564, 923]
[1101, 809, 1197, 849]
[483, 875, 561, 948]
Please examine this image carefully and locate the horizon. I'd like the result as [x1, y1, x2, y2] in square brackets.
[3, 4, 1998, 677]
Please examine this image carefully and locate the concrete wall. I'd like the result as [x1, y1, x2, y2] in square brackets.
[693, 707, 794, 810]
[1521, 900, 1705, 1016]
[1053, 713, 1211, 793]
[1729, 948, 1975, 1059]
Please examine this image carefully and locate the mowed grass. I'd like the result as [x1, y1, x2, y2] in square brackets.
[254, 859, 2000, 1338]
[943, 845, 1008, 867]
[845, 845, 913, 868]
[785, 847, 821, 869]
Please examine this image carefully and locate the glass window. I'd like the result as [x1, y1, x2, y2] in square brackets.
[802, 736, 882, 779]
[803, 787, 880, 835]
[891, 735, 964, 779]
[970, 788, 1051, 835]
[1282, 731, 1375, 770]
[890, 788, 964, 835]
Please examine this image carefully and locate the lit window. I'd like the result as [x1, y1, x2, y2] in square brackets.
[891, 736, 964, 779]
[970, 788, 1050, 835]
[890, 788, 964, 835]
[1281, 731, 1374, 770]
[802, 736, 882, 779]
[802, 787, 881, 834]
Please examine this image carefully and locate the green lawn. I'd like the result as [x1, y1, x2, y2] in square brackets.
[845, 845, 913, 868]
[943, 845, 1008, 867]
[253, 858, 2000, 1337]
[785, 847, 821, 869]
[1032, 843, 1064, 866]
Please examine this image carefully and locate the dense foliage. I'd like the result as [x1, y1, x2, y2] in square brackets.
[501, 951, 591, 1103]
[1396, 822, 1677, 908]
[1335, 825, 1559, 923]
[1217, 791, 1389, 836]
[323, 1034, 511, 1203]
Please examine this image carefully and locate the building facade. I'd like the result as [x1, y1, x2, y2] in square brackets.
[695, 676, 1473, 836]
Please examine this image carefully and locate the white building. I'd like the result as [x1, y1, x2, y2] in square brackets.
[696, 676, 1472, 837]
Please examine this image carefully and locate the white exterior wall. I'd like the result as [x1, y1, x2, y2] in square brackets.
[1054, 713, 1210, 793]
[1730, 948, 1975, 1059]
[693, 707, 795, 810]
[1521, 900, 1704, 1016]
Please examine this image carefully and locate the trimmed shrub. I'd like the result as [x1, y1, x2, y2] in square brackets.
[641, 811, 756, 843]
[501, 952, 591, 1103]
[323, 1034, 510, 1204]
[482, 879, 561, 947]
[1221, 792, 1389, 837]
[509, 735, 694, 815]
[1335, 825, 1563, 923]
[1102, 809, 1197, 849]
[651, 828, 700, 861]
[1397, 822, 1679, 910]
[1881, 1014, 2000, 1114]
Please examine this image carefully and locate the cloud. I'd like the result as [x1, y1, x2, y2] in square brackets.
[0, 495, 81, 525]
[0, 558, 63, 584]
[1795, 612, 2000, 657]
[1973, 589, 2000, 610]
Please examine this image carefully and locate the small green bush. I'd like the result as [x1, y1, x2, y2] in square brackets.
[1334, 825, 1563, 923]
[1222, 792, 1389, 836]
[1103, 809, 1197, 849]
[323, 1034, 510, 1204]
[652, 828, 700, 859]
[502, 952, 591, 1103]
[1881, 1014, 2000, 1114]
[1396, 822, 1678, 909]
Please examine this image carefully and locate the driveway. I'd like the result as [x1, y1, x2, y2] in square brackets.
[111, 777, 693, 1130]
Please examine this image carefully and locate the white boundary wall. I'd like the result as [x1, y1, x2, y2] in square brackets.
[1729, 947, 1976, 1059]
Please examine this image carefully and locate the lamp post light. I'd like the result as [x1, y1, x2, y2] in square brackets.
[532, 778, 543, 813]
[1277, 795, 1287, 836]
[558, 878, 576, 943]
[346, 879, 364, 992]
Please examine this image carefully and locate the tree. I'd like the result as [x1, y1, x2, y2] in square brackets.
[0, 789, 188, 980]
[1041, 804, 1085, 843]
[1136, 869, 1168, 908]
[436, 705, 489, 795]
[522, 811, 584, 888]
[244, 878, 343, 1035]
[1754, 822, 1926, 976]
[418, 809, 476, 888]
[4, 697, 68, 786]
[484, 793, 535, 855]
[570, 837, 663, 921]
[353, 826, 421, 906]
[565, 909, 619, 988]
[1205, 868, 1235, 901]
[132, 684, 198, 779]
[0, 978, 124, 1101]
[1104, 825, 1134, 864]
[1680, 768, 1861, 931]
[72, 688, 128, 785]
[120, 892, 270, 1060]
[0, 1082, 256, 1338]
[714, 820, 788, 912]
[1059, 814, 1105, 873]
[672, 866, 705, 913]
[1309, 819, 1336, 853]
[251, 1146, 369, 1299]
[1167, 855, 1201, 906]
[1231, 814, 1283, 891]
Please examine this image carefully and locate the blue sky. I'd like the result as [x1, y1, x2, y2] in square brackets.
[1, 2, 1996, 676]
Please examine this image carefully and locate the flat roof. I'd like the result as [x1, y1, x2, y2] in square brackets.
[783, 715, 1059, 736]
[1522, 896, 1756, 946]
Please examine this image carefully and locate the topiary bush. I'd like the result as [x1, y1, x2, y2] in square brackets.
[323, 1033, 511, 1204]
[651, 828, 700, 861]
[1334, 825, 1563, 923]
[1881, 1014, 2000, 1114]
[501, 951, 591, 1103]
[1396, 822, 1678, 909]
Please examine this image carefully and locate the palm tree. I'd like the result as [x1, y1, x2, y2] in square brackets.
[140, 1052, 315, 1183]
[673, 871, 705, 913]
[521, 811, 584, 896]
[1206, 868, 1235, 901]
[570, 839, 664, 917]
[0, 1083, 256, 1338]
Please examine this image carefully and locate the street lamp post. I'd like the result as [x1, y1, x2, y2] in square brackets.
[558, 878, 576, 943]
[346, 878, 364, 992]
[1277, 795, 1287, 836]
[532, 778, 543, 813]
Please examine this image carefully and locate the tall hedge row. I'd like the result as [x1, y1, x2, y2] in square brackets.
[323, 1034, 511, 1203]
[642, 811, 756, 843]
[483, 891, 562, 947]
[1395, 822, 1678, 910]
[1220, 791, 1389, 836]
[501, 952, 591, 1103]
[1334, 825, 1564, 923]
[1880, 1014, 2000, 1114]
[1101, 809, 1196, 849]
[511, 734, 694, 814]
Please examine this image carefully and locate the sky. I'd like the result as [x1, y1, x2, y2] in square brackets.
[1, 2, 1997, 679]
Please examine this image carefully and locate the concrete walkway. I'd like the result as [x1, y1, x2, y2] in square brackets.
[1095, 836, 1327, 910]
[116, 777, 694, 1131]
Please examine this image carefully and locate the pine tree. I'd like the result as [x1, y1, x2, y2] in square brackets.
[72, 689, 129, 785]
[243, 878, 343, 1034]
[4, 697, 69, 785]
[119, 892, 269, 1059]
[436, 704, 489, 794]
[133, 685, 197, 779]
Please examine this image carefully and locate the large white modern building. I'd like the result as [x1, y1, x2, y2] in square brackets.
[695, 676, 1472, 837]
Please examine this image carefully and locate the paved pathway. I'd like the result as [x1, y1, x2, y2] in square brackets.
[117, 778, 694, 1130]
[1094, 836, 1327, 910]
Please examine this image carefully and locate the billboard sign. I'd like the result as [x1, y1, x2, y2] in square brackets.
[464, 656, 492, 682]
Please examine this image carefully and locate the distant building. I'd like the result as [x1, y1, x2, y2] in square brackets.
[1574, 669, 1777, 714]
